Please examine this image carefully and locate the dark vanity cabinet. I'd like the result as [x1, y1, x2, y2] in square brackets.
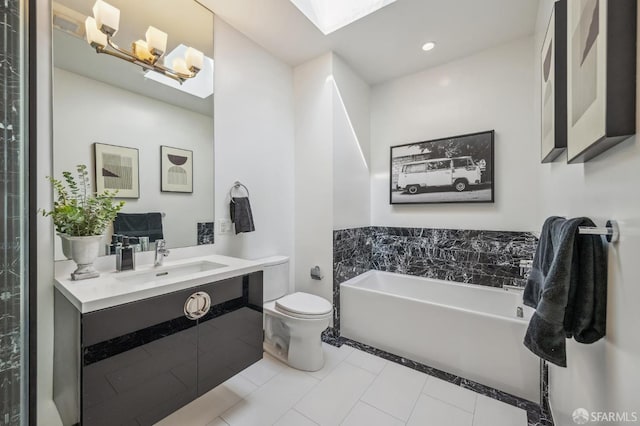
[54, 272, 263, 426]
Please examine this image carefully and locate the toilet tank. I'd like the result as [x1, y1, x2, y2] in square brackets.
[259, 256, 290, 303]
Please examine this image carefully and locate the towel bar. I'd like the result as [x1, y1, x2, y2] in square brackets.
[578, 220, 619, 243]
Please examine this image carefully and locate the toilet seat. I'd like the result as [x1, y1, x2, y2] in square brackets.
[274, 292, 332, 319]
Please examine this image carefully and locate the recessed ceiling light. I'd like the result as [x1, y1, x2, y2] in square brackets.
[422, 41, 436, 52]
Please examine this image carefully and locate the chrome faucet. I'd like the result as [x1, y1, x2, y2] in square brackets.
[154, 239, 170, 267]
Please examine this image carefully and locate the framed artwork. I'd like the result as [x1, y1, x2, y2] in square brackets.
[389, 130, 494, 205]
[161, 146, 193, 193]
[94, 143, 139, 199]
[541, 0, 567, 163]
[567, 0, 636, 163]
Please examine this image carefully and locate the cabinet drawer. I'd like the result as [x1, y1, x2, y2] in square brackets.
[82, 276, 245, 347]
[83, 287, 197, 347]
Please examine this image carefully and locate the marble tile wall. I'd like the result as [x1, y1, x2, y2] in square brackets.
[370, 227, 537, 287]
[0, 1, 26, 424]
[197, 222, 215, 245]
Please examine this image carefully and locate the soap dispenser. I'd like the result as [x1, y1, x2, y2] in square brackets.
[116, 236, 135, 272]
[106, 234, 120, 255]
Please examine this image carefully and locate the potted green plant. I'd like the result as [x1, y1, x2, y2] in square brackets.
[42, 164, 125, 280]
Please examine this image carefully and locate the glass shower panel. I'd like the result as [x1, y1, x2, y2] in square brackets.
[1, 0, 29, 424]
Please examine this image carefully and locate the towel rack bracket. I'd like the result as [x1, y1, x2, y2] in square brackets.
[578, 219, 619, 243]
[605, 220, 619, 243]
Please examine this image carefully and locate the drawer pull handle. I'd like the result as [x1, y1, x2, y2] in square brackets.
[184, 292, 211, 320]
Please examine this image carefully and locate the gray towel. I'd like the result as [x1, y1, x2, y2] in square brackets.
[230, 197, 255, 234]
[114, 212, 164, 242]
[523, 216, 607, 367]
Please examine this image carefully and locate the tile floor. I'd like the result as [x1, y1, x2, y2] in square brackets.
[156, 343, 528, 426]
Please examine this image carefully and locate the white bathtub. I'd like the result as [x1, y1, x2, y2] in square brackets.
[340, 270, 540, 402]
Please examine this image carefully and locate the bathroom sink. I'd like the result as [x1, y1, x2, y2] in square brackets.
[115, 261, 227, 283]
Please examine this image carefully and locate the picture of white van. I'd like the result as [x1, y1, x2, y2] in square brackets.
[397, 156, 482, 194]
[390, 130, 494, 204]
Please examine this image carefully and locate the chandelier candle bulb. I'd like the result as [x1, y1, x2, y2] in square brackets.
[185, 47, 204, 71]
[172, 57, 190, 75]
[92, 0, 119, 36]
[132, 40, 154, 62]
[84, 17, 107, 48]
[145, 26, 168, 56]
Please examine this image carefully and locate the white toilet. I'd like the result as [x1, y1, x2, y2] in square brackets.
[260, 256, 333, 372]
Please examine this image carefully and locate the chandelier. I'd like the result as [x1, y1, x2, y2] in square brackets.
[84, 0, 204, 84]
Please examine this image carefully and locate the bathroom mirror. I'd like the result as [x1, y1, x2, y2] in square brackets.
[51, 0, 215, 260]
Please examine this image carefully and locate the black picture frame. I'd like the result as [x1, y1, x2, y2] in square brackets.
[161, 145, 194, 193]
[566, 0, 637, 163]
[93, 142, 140, 199]
[389, 130, 495, 205]
[541, 0, 568, 163]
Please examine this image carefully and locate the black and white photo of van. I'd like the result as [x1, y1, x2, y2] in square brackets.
[390, 130, 494, 204]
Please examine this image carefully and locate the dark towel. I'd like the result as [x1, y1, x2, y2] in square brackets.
[523, 216, 607, 367]
[230, 197, 255, 234]
[113, 212, 164, 242]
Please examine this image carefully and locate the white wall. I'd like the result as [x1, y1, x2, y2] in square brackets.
[293, 53, 334, 301]
[534, 2, 640, 424]
[293, 52, 371, 302]
[37, 0, 63, 423]
[332, 54, 371, 230]
[370, 37, 538, 232]
[212, 17, 296, 274]
[52, 68, 214, 257]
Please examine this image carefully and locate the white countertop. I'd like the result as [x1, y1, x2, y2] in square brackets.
[54, 246, 266, 313]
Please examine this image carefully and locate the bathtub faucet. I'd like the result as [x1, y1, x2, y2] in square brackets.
[519, 259, 533, 279]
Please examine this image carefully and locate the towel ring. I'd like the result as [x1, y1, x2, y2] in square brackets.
[229, 181, 250, 203]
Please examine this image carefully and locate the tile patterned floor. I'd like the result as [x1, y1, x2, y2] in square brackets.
[156, 344, 528, 426]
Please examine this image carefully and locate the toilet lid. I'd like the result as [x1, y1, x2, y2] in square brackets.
[275, 292, 332, 317]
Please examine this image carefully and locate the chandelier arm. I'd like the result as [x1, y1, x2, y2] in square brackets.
[96, 38, 196, 84]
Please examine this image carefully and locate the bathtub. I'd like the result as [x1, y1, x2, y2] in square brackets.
[340, 270, 540, 402]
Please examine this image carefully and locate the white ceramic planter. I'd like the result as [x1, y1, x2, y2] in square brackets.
[60, 234, 103, 280]
[58, 233, 73, 260]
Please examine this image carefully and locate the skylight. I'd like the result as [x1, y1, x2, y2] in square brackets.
[144, 44, 214, 99]
[289, 0, 397, 35]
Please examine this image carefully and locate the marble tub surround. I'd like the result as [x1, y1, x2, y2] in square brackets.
[333, 228, 373, 331]
[335, 226, 538, 288]
[369, 227, 537, 287]
[54, 245, 264, 313]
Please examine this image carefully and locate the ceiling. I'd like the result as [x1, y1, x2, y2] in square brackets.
[197, 0, 540, 85]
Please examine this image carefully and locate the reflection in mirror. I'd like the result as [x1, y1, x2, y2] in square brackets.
[52, 0, 214, 261]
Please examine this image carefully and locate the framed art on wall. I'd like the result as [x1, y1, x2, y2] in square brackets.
[389, 130, 495, 205]
[567, 0, 636, 163]
[541, 0, 567, 163]
[161, 146, 193, 193]
[94, 143, 140, 198]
